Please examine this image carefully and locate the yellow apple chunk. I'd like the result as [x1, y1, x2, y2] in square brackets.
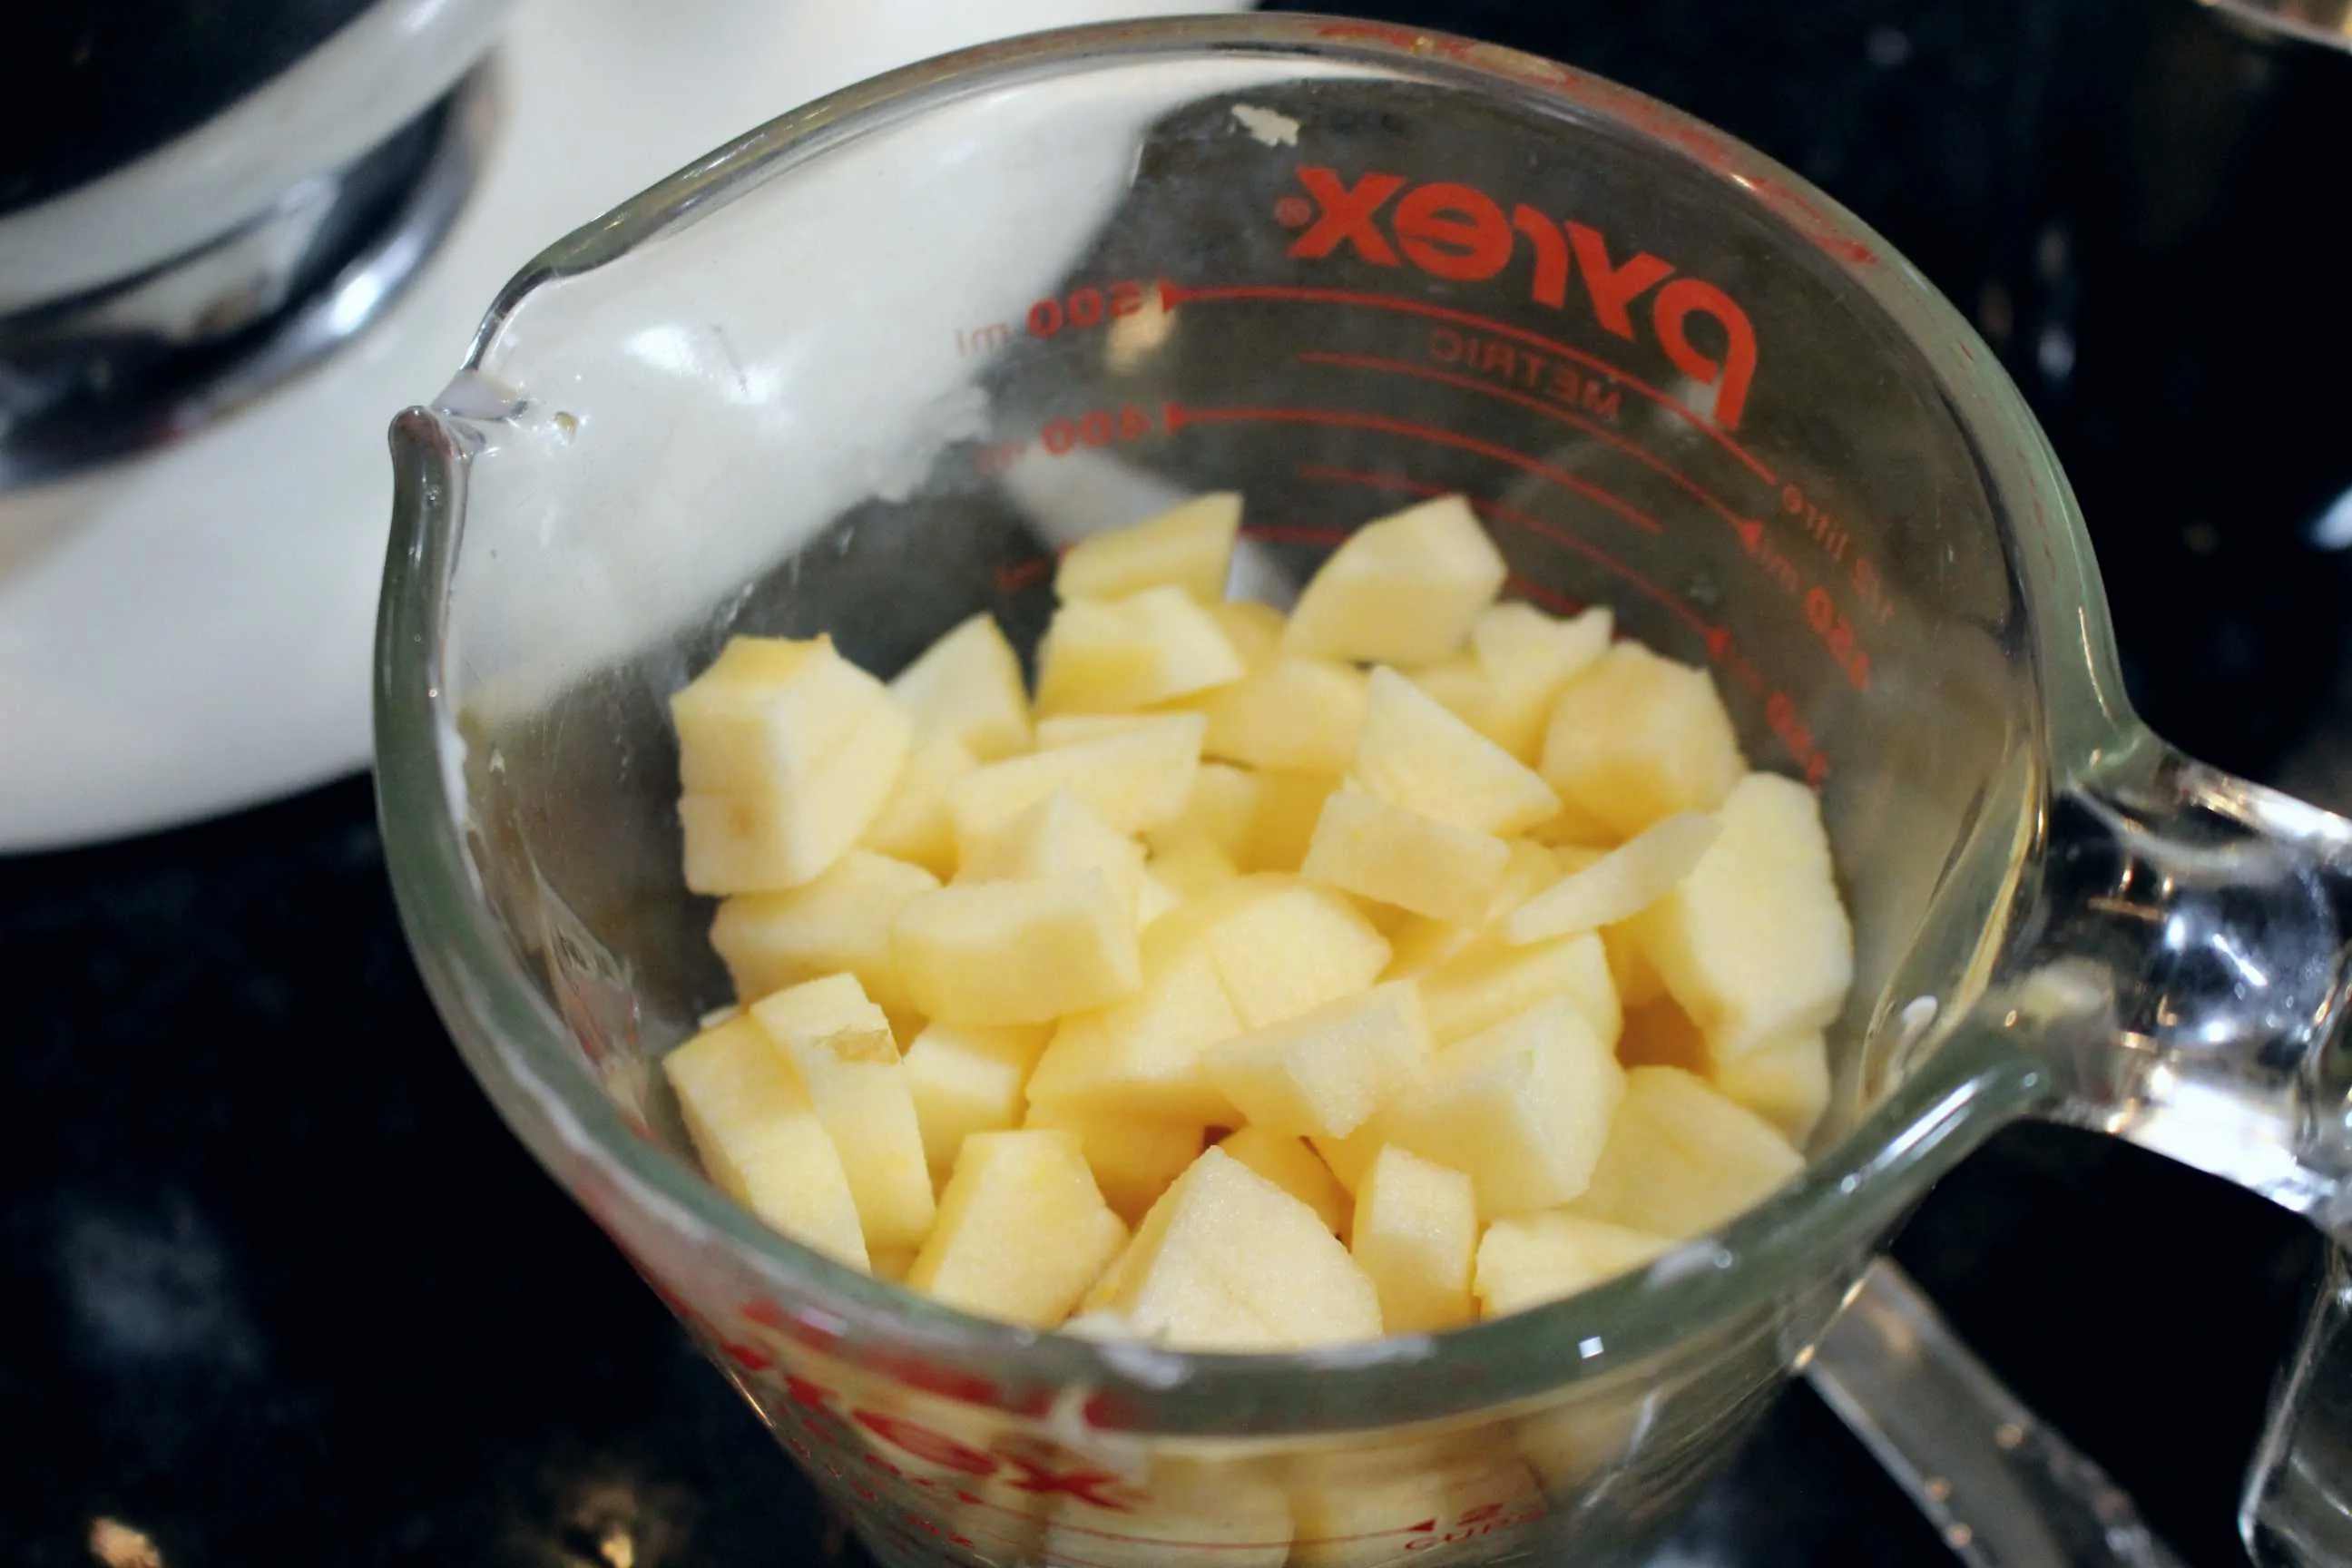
[1203, 981, 1433, 1140]
[908, 1130, 1128, 1328]
[1503, 811, 1719, 944]
[1710, 1033, 1831, 1142]
[1352, 1145, 1478, 1332]
[1186, 656, 1369, 775]
[1180, 875, 1392, 1029]
[1355, 667, 1560, 835]
[1377, 997, 1625, 1219]
[1024, 1101, 1207, 1223]
[709, 849, 938, 1018]
[949, 712, 1205, 846]
[1540, 642, 1744, 837]
[1055, 492, 1242, 603]
[901, 1020, 1052, 1185]
[1301, 788, 1510, 926]
[1024, 924, 1246, 1124]
[1625, 771, 1853, 1061]
[892, 871, 1140, 1025]
[858, 736, 975, 878]
[1419, 930, 1621, 1048]
[1284, 495, 1508, 666]
[1214, 1127, 1351, 1235]
[888, 612, 1032, 760]
[662, 1014, 867, 1269]
[1085, 1148, 1384, 1348]
[748, 975, 936, 1252]
[1474, 1211, 1673, 1316]
[1035, 586, 1246, 714]
[958, 790, 1146, 918]
[678, 695, 910, 895]
[1572, 1066, 1804, 1236]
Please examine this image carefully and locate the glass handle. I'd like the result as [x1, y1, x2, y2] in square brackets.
[1995, 740, 2352, 1564]
[1807, 1259, 2190, 1568]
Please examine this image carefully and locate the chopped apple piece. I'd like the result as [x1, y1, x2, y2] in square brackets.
[1355, 668, 1560, 835]
[949, 712, 1205, 846]
[1541, 642, 1744, 837]
[858, 736, 975, 878]
[1624, 772, 1852, 1060]
[662, 1014, 867, 1269]
[1384, 840, 1560, 980]
[1150, 831, 1242, 894]
[679, 696, 911, 895]
[1245, 769, 1339, 873]
[1467, 602, 1613, 762]
[1034, 713, 1161, 748]
[892, 872, 1141, 1024]
[1352, 1145, 1477, 1332]
[1284, 495, 1507, 666]
[1474, 1212, 1673, 1316]
[1085, 1148, 1384, 1348]
[888, 612, 1032, 760]
[747, 975, 935, 1252]
[1472, 603, 1612, 703]
[1203, 981, 1433, 1140]
[902, 1020, 1052, 1185]
[1187, 656, 1369, 775]
[1035, 586, 1246, 714]
[1055, 492, 1241, 603]
[1184, 875, 1392, 1029]
[1211, 600, 1289, 669]
[1026, 1101, 1208, 1222]
[1215, 1127, 1351, 1235]
[1573, 1066, 1803, 1236]
[1377, 998, 1625, 1219]
[671, 635, 884, 796]
[1302, 787, 1510, 926]
[1024, 923, 1245, 1123]
[1503, 812, 1719, 944]
[1419, 930, 1621, 1048]
[958, 791, 1146, 918]
[1710, 1033, 1831, 1142]
[1138, 872, 1182, 927]
[710, 850, 938, 1018]
[907, 1130, 1128, 1327]
[1145, 761, 1263, 864]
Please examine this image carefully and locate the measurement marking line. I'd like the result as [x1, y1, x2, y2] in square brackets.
[1298, 349, 1767, 547]
[1295, 465, 1720, 649]
[1160, 281, 1776, 485]
[1168, 404, 1663, 536]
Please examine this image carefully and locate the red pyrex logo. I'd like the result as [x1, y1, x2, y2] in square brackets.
[1283, 166, 1759, 430]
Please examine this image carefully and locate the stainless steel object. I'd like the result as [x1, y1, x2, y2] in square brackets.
[0, 0, 510, 489]
[1810, 1262, 2194, 1568]
[0, 64, 499, 488]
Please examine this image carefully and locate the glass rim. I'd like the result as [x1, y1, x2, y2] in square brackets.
[377, 13, 2115, 1436]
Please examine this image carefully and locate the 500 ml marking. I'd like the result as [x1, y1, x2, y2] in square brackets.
[956, 279, 1154, 357]
[1738, 523, 1872, 694]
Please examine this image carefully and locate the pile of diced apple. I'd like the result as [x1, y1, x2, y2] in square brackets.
[662, 490, 1853, 1347]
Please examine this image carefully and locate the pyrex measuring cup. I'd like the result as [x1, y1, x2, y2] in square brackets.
[374, 17, 2352, 1567]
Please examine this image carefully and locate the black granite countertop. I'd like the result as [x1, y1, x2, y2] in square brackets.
[7, 2, 2348, 1564]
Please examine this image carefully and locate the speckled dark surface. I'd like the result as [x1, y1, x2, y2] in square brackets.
[6, 2, 2348, 1564]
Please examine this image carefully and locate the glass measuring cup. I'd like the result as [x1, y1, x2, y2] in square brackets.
[372, 16, 2352, 1566]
